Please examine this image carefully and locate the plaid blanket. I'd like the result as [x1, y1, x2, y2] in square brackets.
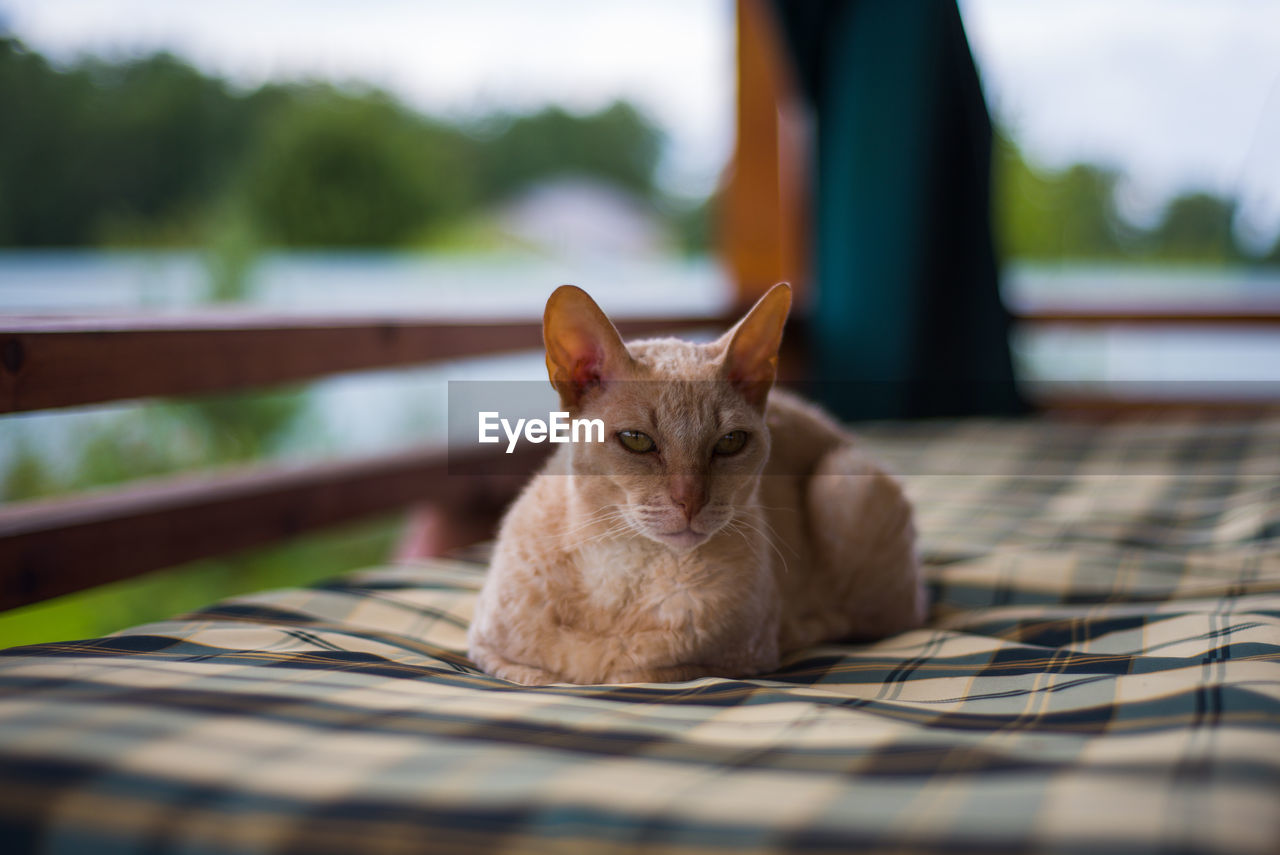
[1, 415, 1277, 854]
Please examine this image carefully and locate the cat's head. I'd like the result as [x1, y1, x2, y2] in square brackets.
[543, 283, 791, 553]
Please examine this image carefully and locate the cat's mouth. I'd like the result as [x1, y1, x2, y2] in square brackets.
[654, 527, 710, 552]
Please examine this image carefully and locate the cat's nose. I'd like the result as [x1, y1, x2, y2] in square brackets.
[669, 475, 707, 522]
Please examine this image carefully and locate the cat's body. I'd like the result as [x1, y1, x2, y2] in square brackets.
[468, 285, 927, 685]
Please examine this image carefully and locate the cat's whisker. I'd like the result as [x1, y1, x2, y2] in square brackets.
[532, 506, 628, 542]
[577, 512, 641, 545]
[751, 504, 803, 515]
[562, 509, 624, 535]
[724, 521, 779, 577]
[723, 519, 760, 561]
[727, 515, 791, 575]
[580, 523, 634, 546]
[557, 505, 618, 526]
[580, 522, 639, 548]
[742, 512, 800, 559]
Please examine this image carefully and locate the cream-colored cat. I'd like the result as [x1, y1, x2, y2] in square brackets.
[468, 283, 927, 685]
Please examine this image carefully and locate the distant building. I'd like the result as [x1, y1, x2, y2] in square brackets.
[492, 176, 672, 258]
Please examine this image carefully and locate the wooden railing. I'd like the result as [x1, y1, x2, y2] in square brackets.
[2, 303, 1278, 612]
[1011, 300, 1280, 413]
[0, 312, 723, 414]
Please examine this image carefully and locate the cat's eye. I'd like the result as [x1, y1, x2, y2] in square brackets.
[713, 430, 748, 456]
[617, 430, 657, 454]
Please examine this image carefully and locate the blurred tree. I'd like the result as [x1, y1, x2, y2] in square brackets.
[992, 132, 1057, 260]
[0, 39, 670, 249]
[667, 193, 716, 257]
[1052, 164, 1125, 258]
[2, 36, 1273, 263]
[0, 39, 268, 245]
[473, 101, 663, 202]
[1, 440, 61, 501]
[990, 131, 1261, 265]
[170, 390, 307, 464]
[203, 204, 261, 302]
[992, 133, 1131, 261]
[238, 90, 477, 246]
[1147, 192, 1239, 263]
[0, 37, 89, 244]
[1266, 236, 1280, 265]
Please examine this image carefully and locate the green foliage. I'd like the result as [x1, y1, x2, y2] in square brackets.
[0, 39, 268, 245]
[992, 130, 1271, 264]
[471, 102, 663, 202]
[664, 193, 717, 258]
[238, 91, 477, 246]
[1150, 193, 1238, 263]
[170, 390, 307, 463]
[0, 388, 308, 505]
[994, 133, 1136, 261]
[203, 205, 261, 301]
[1, 440, 60, 500]
[0, 38, 672, 250]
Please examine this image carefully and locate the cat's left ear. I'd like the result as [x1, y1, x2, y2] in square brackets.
[720, 282, 792, 409]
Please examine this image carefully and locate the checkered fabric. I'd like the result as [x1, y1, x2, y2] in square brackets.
[1, 415, 1278, 854]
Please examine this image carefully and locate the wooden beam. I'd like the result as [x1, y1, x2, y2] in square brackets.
[0, 444, 549, 611]
[0, 311, 726, 414]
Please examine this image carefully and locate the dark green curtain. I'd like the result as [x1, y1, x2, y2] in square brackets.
[771, 0, 1025, 419]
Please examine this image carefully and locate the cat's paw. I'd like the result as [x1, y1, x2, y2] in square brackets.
[608, 662, 734, 684]
[470, 646, 562, 686]
[493, 663, 561, 686]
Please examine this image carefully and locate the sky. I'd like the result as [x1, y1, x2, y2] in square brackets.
[961, 0, 1280, 249]
[2, 0, 1279, 244]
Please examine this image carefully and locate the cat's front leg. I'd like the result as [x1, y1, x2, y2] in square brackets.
[469, 643, 563, 686]
[609, 662, 719, 684]
[601, 617, 781, 684]
[609, 658, 774, 684]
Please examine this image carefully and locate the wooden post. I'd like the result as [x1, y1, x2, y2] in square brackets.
[719, 0, 810, 307]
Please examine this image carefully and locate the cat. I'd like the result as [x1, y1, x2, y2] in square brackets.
[468, 283, 927, 685]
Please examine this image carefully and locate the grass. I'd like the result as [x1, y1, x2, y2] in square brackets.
[0, 516, 402, 650]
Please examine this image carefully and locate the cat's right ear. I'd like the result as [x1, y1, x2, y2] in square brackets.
[720, 282, 792, 409]
[543, 285, 633, 410]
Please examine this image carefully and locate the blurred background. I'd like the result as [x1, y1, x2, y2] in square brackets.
[1, 0, 1278, 644]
